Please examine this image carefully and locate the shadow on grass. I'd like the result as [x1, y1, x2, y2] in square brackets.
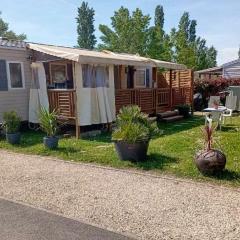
[220, 126, 239, 132]
[208, 169, 240, 182]
[81, 132, 112, 143]
[158, 116, 204, 136]
[134, 153, 178, 170]
[47, 146, 79, 154]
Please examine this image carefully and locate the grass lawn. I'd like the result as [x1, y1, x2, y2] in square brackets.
[1, 115, 240, 186]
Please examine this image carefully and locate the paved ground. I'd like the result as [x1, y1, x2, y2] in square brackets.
[0, 198, 131, 240]
[0, 150, 240, 239]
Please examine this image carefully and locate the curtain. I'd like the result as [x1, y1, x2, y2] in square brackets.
[74, 63, 116, 126]
[29, 62, 49, 123]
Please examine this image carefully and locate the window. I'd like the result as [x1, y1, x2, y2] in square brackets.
[7, 62, 24, 89]
[82, 64, 109, 88]
[50, 63, 67, 83]
[135, 69, 146, 88]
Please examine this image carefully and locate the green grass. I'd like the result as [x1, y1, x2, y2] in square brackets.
[1, 115, 240, 186]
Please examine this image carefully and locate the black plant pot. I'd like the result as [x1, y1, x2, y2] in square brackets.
[114, 140, 149, 162]
[43, 136, 59, 149]
[6, 132, 21, 145]
[195, 149, 226, 175]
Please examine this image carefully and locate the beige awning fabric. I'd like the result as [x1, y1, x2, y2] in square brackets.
[27, 43, 186, 70]
[151, 59, 186, 70]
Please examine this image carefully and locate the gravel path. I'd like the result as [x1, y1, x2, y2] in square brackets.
[0, 150, 240, 240]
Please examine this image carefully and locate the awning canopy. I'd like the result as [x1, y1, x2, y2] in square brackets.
[27, 43, 186, 70]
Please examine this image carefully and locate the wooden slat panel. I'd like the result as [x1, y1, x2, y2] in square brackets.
[48, 90, 76, 119]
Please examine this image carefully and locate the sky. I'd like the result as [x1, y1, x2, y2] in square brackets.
[0, 0, 239, 65]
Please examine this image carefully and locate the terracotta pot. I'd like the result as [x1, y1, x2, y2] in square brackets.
[195, 149, 226, 175]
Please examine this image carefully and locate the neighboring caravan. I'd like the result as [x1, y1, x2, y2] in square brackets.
[0, 40, 193, 137]
[0, 39, 31, 123]
[195, 59, 240, 80]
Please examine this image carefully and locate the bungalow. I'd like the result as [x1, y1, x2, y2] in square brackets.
[195, 59, 240, 80]
[0, 39, 193, 136]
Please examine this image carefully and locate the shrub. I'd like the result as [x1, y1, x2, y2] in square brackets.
[38, 107, 58, 137]
[177, 104, 190, 118]
[112, 105, 160, 144]
[3, 111, 21, 134]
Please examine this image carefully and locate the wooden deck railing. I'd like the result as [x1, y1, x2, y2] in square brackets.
[115, 87, 192, 114]
[47, 87, 192, 122]
[48, 89, 76, 119]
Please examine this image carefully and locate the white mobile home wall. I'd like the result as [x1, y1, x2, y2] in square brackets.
[223, 59, 240, 79]
[0, 47, 31, 122]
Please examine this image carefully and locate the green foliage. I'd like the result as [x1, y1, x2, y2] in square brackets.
[112, 105, 160, 143]
[171, 12, 217, 70]
[3, 111, 21, 134]
[146, 5, 173, 61]
[38, 108, 58, 137]
[76, 1, 96, 49]
[98, 6, 216, 69]
[0, 12, 26, 40]
[154, 5, 164, 29]
[99, 7, 150, 56]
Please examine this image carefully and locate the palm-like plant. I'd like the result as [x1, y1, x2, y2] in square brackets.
[38, 107, 58, 137]
[112, 105, 160, 143]
[3, 111, 21, 134]
[195, 124, 226, 174]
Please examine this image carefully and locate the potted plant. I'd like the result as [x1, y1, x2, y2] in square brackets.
[176, 104, 190, 118]
[194, 124, 226, 175]
[112, 105, 160, 161]
[2, 111, 21, 144]
[39, 107, 59, 149]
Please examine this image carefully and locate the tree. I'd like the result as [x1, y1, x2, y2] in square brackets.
[99, 7, 150, 56]
[238, 45, 240, 59]
[154, 5, 164, 29]
[206, 46, 217, 67]
[189, 20, 197, 42]
[0, 12, 26, 40]
[146, 5, 172, 61]
[171, 12, 217, 70]
[76, 1, 96, 49]
[171, 12, 197, 68]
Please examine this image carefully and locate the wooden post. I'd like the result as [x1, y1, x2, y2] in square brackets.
[190, 69, 194, 115]
[169, 69, 173, 109]
[107, 123, 112, 132]
[74, 91, 80, 139]
[75, 121, 80, 139]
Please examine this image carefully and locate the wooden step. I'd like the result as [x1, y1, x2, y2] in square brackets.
[162, 115, 184, 123]
[157, 110, 179, 119]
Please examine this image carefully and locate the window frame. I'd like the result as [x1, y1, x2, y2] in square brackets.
[49, 62, 68, 84]
[6, 61, 25, 90]
[134, 68, 146, 88]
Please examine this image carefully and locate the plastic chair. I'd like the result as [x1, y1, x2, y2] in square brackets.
[222, 95, 237, 124]
[205, 111, 222, 130]
[208, 96, 220, 108]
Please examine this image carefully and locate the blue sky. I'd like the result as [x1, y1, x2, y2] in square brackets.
[1, 0, 239, 65]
